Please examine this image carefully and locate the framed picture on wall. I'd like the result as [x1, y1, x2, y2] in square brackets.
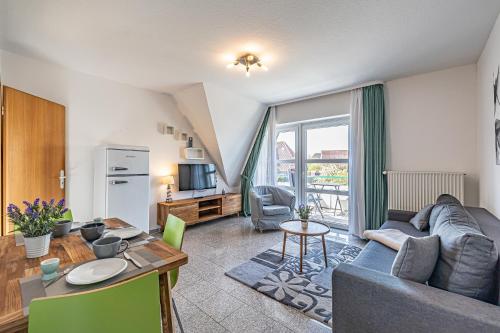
[494, 66, 500, 165]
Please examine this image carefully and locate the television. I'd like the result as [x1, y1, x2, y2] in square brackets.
[178, 163, 217, 191]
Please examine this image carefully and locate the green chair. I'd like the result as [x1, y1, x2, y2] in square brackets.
[55, 208, 73, 222]
[162, 214, 186, 333]
[61, 209, 73, 221]
[28, 271, 161, 333]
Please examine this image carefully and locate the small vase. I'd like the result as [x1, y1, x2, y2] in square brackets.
[23, 233, 51, 258]
[301, 219, 308, 229]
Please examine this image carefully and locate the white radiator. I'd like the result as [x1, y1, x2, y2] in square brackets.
[384, 171, 465, 212]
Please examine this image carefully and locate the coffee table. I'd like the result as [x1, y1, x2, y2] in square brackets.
[279, 220, 330, 273]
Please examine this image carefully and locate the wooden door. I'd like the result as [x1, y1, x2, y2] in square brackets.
[2, 87, 65, 235]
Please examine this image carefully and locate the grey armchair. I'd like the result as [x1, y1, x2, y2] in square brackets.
[250, 185, 295, 231]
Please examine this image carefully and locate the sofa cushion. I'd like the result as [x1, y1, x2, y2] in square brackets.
[262, 205, 290, 216]
[391, 235, 440, 283]
[409, 204, 434, 231]
[465, 207, 500, 305]
[352, 220, 429, 274]
[352, 240, 397, 274]
[381, 220, 430, 238]
[429, 204, 499, 303]
[429, 194, 463, 233]
[261, 194, 274, 206]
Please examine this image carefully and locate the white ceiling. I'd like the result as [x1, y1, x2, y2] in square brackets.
[1, 0, 500, 104]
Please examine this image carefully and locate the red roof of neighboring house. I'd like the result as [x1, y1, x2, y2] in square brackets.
[276, 141, 295, 160]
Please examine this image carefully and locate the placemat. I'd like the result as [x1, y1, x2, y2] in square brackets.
[19, 247, 164, 316]
[79, 229, 158, 249]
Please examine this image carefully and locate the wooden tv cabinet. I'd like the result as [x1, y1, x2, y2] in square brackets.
[157, 193, 241, 229]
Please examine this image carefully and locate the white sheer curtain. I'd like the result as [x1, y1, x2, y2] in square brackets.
[349, 89, 366, 237]
[254, 106, 277, 186]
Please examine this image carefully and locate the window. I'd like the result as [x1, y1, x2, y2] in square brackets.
[276, 116, 349, 229]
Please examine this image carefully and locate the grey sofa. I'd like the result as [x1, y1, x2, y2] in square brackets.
[332, 207, 500, 333]
[249, 185, 295, 231]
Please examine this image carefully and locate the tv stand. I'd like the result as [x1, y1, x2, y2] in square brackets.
[157, 193, 241, 229]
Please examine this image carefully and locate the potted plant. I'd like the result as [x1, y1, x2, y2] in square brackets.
[295, 204, 313, 228]
[7, 198, 68, 258]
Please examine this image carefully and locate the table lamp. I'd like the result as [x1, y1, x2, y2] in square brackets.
[163, 175, 175, 202]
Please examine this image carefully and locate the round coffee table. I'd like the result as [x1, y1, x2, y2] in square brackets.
[279, 220, 330, 273]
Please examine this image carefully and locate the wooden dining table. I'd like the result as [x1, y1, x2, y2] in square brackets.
[0, 218, 188, 333]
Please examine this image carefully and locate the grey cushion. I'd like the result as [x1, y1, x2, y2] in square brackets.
[262, 205, 290, 216]
[429, 204, 499, 302]
[261, 194, 274, 206]
[429, 194, 463, 233]
[409, 204, 434, 231]
[436, 193, 462, 205]
[391, 235, 440, 283]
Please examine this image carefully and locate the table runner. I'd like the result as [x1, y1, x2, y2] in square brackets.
[19, 247, 168, 316]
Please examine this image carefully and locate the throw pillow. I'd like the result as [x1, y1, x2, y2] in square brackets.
[261, 194, 274, 206]
[409, 204, 434, 231]
[391, 235, 440, 283]
[429, 204, 498, 303]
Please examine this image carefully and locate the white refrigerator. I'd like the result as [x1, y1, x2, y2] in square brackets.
[93, 145, 150, 233]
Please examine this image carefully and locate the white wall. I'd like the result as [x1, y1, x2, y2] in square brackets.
[0, 50, 216, 228]
[275, 65, 478, 205]
[385, 64, 478, 205]
[477, 13, 500, 216]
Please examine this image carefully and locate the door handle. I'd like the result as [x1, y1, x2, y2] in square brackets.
[111, 166, 129, 171]
[59, 170, 66, 189]
[110, 180, 129, 185]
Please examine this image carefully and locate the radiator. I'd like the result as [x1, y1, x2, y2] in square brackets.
[384, 171, 465, 212]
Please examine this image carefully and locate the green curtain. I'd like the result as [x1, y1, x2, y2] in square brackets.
[363, 84, 387, 229]
[241, 107, 271, 216]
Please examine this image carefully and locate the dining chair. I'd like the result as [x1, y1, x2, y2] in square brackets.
[162, 214, 186, 333]
[28, 271, 161, 333]
[62, 208, 73, 221]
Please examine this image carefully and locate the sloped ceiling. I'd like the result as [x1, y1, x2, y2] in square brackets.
[174, 83, 228, 183]
[174, 83, 265, 187]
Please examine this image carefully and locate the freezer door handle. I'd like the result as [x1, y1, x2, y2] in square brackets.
[111, 166, 129, 171]
[110, 180, 129, 185]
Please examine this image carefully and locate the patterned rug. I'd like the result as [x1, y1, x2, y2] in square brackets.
[225, 236, 362, 325]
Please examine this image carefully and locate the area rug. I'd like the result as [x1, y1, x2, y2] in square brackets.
[225, 236, 362, 326]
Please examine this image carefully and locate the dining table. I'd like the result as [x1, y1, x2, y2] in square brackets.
[0, 218, 188, 333]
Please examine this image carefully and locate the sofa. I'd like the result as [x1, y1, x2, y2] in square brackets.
[332, 205, 500, 333]
[249, 185, 295, 231]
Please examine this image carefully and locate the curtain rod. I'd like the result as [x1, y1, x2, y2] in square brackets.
[270, 80, 384, 107]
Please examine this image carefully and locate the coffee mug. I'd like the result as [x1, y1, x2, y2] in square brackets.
[80, 222, 105, 242]
[92, 236, 128, 259]
[40, 257, 60, 281]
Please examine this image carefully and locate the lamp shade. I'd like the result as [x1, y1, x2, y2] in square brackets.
[163, 175, 175, 185]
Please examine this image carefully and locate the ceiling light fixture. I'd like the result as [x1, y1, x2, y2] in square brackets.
[226, 53, 268, 77]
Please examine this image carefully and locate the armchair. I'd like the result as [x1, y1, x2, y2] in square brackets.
[250, 185, 295, 231]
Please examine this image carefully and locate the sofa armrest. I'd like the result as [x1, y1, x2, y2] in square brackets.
[332, 263, 500, 333]
[249, 191, 264, 217]
[387, 209, 416, 222]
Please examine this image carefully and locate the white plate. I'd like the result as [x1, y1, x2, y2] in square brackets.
[66, 258, 128, 285]
[104, 227, 142, 240]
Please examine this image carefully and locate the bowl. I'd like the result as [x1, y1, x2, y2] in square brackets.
[80, 222, 105, 242]
[52, 220, 72, 237]
[40, 257, 60, 281]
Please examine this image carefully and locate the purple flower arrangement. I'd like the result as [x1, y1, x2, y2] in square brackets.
[7, 198, 68, 238]
[295, 204, 313, 220]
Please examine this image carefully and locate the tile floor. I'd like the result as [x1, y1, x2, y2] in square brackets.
[154, 216, 366, 333]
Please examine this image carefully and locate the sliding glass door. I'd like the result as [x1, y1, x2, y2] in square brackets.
[276, 116, 349, 229]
